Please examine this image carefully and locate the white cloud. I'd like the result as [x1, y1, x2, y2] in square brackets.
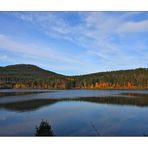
[2, 12, 148, 74]
[0, 34, 80, 64]
[117, 20, 148, 32]
[8, 12, 124, 66]
[0, 33, 101, 74]
[11, 12, 145, 52]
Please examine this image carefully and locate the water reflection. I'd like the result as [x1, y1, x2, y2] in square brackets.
[0, 90, 148, 136]
[121, 92, 148, 98]
[75, 95, 148, 107]
[0, 91, 51, 97]
[0, 99, 58, 112]
[1, 92, 148, 112]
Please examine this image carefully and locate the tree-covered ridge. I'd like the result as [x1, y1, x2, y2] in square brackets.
[74, 68, 148, 89]
[0, 64, 148, 89]
[0, 64, 68, 89]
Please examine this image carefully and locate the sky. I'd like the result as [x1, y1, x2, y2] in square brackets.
[0, 12, 148, 75]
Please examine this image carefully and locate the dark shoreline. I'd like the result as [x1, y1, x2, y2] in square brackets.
[1, 88, 148, 90]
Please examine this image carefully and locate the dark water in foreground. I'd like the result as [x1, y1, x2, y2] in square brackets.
[0, 89, 148, 136]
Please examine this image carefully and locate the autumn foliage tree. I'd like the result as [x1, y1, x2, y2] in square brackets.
[1, 64, 148, 89]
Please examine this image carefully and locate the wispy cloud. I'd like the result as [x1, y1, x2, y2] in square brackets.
[0, 33, 79, 64]
[0, 12, 148, 74]
[0, 33, 100, 74]
[117, 20, 148, 32]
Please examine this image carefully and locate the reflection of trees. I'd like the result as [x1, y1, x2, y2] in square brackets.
[74, 96, 148, 107]
[0, 91, 49, 97]
[121, 92, 148, 97]
[1, 93, 148, 112]
[35, 120, 54, 136]
[0, 99, 58, 112]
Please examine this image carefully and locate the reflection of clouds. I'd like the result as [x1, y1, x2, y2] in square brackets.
[44, 102, 106, 124]
[0, 121, 33, 135]
[91, 105, 148, 135]
[0, 116, 7, 120]
[1, 99, 148, 136]
[70, 125, 95, 136]
[0, 109, 20, 121]
[0, 101, 102, 136]
[0, 110, 54, 135]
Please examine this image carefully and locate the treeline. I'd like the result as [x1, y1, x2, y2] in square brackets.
[0, 64, 68, 89]
[74, 68, 148, 89]
[0, 64, 148, 89]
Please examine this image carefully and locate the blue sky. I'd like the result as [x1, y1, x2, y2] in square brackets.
[0, 12, 148, 75]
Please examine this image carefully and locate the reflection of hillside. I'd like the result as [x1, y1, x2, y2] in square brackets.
[0, 99, 58, 112]
[121, 92, 148, 98]
[0, 91, 50, 97]
[1, 93, 148, 112]
[74, 95, 148, 107]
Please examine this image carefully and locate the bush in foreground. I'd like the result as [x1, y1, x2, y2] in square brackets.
[35, 120, 54, 136]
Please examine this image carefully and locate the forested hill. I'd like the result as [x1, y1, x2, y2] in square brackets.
[0, 64, 67, 89]
[0, 64, 148, 89]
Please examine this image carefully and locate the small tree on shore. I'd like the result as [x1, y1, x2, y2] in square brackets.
[35, 120, 54, 136]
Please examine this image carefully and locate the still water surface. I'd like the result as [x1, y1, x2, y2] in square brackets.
[0, 89, 148, 136]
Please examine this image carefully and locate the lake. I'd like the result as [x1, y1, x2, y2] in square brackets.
[0, 89, 148, 136]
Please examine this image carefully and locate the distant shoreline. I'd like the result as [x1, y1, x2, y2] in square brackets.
[1, 64, 148, 90]
[0, 88, 148, 91]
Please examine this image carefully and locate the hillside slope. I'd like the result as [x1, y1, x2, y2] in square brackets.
[74, 68, 148, 89]
[0, 64, 148, 89]
[0, 64, 67, 89]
